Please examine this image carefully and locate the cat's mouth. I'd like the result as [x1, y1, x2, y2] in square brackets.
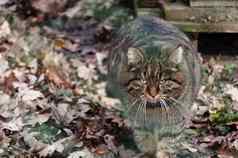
[144, 94, 160, 103]
[144, 86, 161, 103]
[142, 97, 169, 109]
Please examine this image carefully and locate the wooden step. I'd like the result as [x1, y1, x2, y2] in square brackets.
[190, 0, 238, 7]
[163, 2, 238, 23]
[136, 0, 160, 8]
[169, 21, 238, 33]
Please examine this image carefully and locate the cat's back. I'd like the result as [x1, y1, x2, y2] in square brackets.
[117, 16, 190, 45]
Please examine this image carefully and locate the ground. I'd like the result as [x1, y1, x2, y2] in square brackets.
[0, 0, 238, 158]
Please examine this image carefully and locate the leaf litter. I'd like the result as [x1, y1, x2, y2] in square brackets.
[0, 1, 134, 157]
[0, 1, 238, 158]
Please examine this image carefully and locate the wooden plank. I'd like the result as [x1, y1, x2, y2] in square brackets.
[136, 0, 160, 8]
[164, 2, 238, 23]
[169, 21, 238, 33]
[137, 8, 162, 16]
[190, 0, 238, 7]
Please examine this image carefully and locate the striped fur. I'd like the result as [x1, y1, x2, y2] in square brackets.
[108, 16, 201, 134]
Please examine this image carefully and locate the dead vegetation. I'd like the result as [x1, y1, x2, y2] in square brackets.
[0, 0, 238, 157]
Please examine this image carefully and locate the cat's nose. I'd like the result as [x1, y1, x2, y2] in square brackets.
[147, 86, 158, 98]
[144, 86, 160, 102]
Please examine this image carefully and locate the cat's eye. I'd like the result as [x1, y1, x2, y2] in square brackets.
[133, 86, 140, 90]
[129, 67, 137, 72]
[142, 80, 147, 84]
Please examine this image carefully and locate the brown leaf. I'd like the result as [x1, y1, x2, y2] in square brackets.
[31, 0, 68, 15]
[3, 72, 17, 95]
[54, 39, 65, 49]
[45, 66, 72, 89]
[0, 21, 11, 38]
[94, 146, 108, 156]
[0, 46, 7, 53]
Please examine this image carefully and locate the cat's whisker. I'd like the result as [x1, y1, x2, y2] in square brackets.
[143, 100, 147, 125]
[158, 100, 164, 125]
[168, 97, 185, 123]
[127, 99, 139, 113]
[157, 101, 163, 125]
[159, 99, 169, 125]
[160, 99, 168, 109]
[163, 99, 177, 124]
[169, 96, 184, 107]
[159, 99, 167, 111]
[141, 102, 145, 125]
[134, 102, 143, 126]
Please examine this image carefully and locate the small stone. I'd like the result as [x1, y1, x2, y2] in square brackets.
[207, 16, 212, 21]
[232, 139, 238, 150]
[208, 75, 215, 85]
[226, 14, 232, 20]
[189, 16, 196, 21]
[197, 106, 209, 116]
[156, 151, 171, 158]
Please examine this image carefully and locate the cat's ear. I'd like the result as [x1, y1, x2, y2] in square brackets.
[127, 47, 144, 65]
[168, 46, 184, 64]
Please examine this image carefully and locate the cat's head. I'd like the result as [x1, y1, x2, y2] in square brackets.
[124, 46, 185, 105]
[116, 45, 192, 129]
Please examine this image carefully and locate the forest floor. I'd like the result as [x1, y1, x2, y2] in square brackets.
[0, 1, 238, 158]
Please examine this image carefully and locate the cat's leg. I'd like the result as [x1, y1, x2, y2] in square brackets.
[155, 131, 214, 158]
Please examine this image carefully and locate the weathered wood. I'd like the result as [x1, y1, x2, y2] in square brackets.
[190, 0, 238, 7]
[164, 2, 238, 23]
[134, 0, 238, 33]
[169, 21, 238, 32]
[136, 0, 160, 8]
[135, 0, 163, 16]
[136, 8, 162, 16]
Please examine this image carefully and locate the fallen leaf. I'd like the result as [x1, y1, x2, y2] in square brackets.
[39, 140, 64, 156]
[0, 56, 9, 74]
[45, 66, 72, 88]
[31, 0, 68, 15]
[67, 149, 94, 158]
[23, 131, 47, 152]
[77, 63, 97, 83]
[225, 84, 238, 102]
[0, 92, 11, 106]
[21, 89, 44, 102]
[0, 21, 11, 38]
[3, 72, 18, 94]
[2, 117, 23, 132]
[224, 84, 238, 111]
[13, 82, 44, 101]
[0, 0, 9, 6]
[25, 113, 51, 126]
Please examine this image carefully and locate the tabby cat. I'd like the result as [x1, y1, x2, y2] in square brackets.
[107, 16, 201, 157]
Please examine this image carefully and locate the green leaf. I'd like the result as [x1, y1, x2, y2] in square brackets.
[31, 121, 61, 144]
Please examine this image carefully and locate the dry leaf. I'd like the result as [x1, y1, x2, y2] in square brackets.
[0, 56, 9, 74]
[23, 131, 47, 152]
[45, 66, 72, 88]
[3, 72, 18, 94]
[2, 117, 23, 132]
[77, 63, 97, 83]
[39, 140, 64, 157]
[67, 149, 94, 158]
[31, 0, 68, 14]
[13, 82, 43, 102]
[0, 0, 9, 6]
[224, 84, 238, 111]
[0, 21, 11, 38]
[225, 84, 238, 102]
